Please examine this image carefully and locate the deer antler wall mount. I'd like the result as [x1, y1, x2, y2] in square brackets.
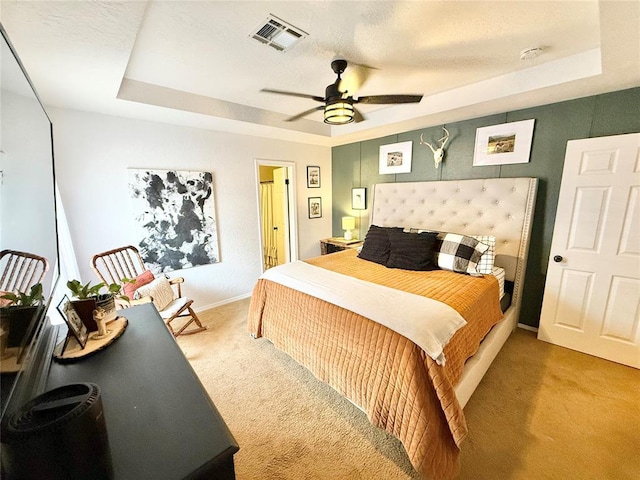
[420, 127, 450, 169]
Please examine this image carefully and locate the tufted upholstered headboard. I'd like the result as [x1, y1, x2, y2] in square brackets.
[370, 178, 538, 312]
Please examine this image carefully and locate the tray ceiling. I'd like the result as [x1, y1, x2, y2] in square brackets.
[1, 1, 638, 146]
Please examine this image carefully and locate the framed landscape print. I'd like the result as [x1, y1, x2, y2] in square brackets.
[379, 141, 412, 174]
[307, 166, 320, 188]
[473, 119, 535, 166]
[308, 197, 322, 218]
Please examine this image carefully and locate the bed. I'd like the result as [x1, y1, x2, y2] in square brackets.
[248, 177, 538, 479]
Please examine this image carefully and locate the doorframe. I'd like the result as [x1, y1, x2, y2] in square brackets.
[254, 159, 298, 273]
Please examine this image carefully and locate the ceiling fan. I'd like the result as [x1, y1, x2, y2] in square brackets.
[261, 59, 423, 125]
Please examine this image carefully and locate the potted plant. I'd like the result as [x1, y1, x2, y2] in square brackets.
[0, 283, 45, 348]
[66, 280, 129, 332]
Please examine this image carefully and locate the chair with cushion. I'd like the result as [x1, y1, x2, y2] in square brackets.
[1, 249, 49, 297]
[90, 245, 206, 337]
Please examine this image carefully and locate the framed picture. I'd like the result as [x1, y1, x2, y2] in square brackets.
[128, 169, 219, 273]
[473, 119, 535, 166]
[352, 187, 367, 210]
[308, 197, 322, 218]
[57, 295, 88, 349]
[379, 141, 412, 174]
[307, 166, 320, 188]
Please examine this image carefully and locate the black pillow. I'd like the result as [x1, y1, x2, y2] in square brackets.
[358, 225, 400, 265]
[386, 230, 439, 271]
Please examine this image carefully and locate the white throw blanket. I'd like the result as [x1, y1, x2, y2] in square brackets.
[260, 261, 467, 365]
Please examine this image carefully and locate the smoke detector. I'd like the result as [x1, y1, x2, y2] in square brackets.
[520, 47, 544, 60]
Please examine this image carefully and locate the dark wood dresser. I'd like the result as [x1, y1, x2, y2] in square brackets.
[45, 303, 238, 479]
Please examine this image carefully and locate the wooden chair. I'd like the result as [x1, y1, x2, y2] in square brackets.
[90, 245, 206, 337]
[0, 249, 49, 294]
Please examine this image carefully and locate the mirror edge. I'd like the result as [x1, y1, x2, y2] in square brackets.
[0, 21, 61, 421]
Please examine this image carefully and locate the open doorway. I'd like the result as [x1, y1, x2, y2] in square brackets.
[255, 160, 298, 272]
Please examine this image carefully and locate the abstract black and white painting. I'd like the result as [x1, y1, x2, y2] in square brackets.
[128, 169, 219, 273]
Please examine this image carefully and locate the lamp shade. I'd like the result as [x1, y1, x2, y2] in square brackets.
[324, 101, 355, 125]
[341, 216, 356, 231]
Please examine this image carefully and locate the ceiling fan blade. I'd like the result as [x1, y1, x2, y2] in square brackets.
[261, 89, 325, 103]
[354, 94, 423, 105]
[353, 107, 366, 123]
[338, 63, 373, 97]
[285, 106, 325, 122]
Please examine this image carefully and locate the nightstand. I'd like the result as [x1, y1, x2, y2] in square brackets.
[320, 238, 364, 255]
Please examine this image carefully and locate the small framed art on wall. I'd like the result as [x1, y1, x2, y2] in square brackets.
[352, 188, 367, 210]
[308, 197, 322, 218]
[307, 166, 320, 188]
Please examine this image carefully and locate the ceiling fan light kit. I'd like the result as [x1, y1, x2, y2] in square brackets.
[324, 100, 355, 125]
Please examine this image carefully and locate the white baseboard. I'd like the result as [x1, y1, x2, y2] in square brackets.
[517, 323, 538, 333]
[194, 292, 252, 313]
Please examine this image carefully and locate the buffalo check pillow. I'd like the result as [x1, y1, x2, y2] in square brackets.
[471, 235, 496, 274]
[436, 233, 490, 275]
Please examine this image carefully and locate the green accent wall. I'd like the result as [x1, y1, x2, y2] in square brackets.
[331, 87, 640, 328]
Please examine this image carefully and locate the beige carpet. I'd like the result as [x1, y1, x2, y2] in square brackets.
[176, 299, 640, 480]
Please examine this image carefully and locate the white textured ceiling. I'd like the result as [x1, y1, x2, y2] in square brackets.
[1, 1, 639, 146]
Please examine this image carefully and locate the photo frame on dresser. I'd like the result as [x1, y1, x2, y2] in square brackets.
[57, 295, 88, 350]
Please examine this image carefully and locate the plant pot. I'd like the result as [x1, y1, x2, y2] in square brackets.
[95, 294, 117, 323]
[70, 298, 98, 332]
[0, 305, 43, 348]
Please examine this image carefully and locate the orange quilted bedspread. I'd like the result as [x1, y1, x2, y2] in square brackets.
[248, 250, 503, 479]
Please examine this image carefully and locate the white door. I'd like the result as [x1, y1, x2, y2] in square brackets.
[538, 133, 640, 368]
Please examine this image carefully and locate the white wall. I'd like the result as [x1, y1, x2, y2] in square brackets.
[49, 107, 331, 310]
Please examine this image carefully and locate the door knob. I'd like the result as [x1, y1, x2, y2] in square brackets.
[553, 255, 563, 263]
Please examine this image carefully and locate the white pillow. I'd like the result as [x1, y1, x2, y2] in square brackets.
[135, 276, 174, 311]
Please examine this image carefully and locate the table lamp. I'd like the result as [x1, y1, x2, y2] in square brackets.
[342, 216, 356, 240]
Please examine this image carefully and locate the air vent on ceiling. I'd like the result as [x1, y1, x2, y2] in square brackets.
[251, 14, 308, 52]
